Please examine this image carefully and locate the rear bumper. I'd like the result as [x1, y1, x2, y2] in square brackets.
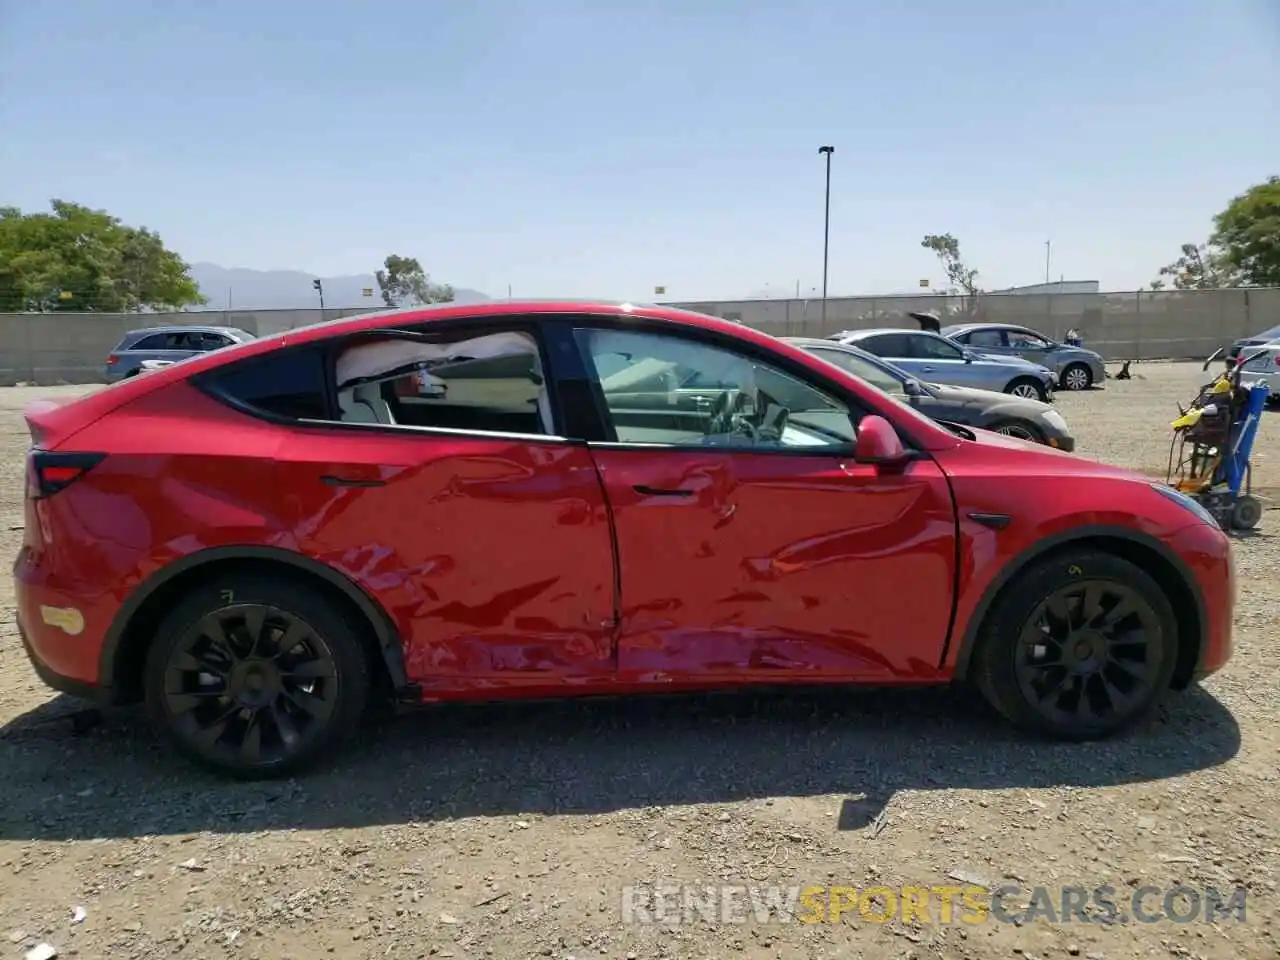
[13, 545, 112, 701]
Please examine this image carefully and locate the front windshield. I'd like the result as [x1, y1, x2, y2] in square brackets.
[810, 348, 904, 395]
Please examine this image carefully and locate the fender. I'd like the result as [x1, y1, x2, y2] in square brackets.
[99, 545, 409, 695]
[947, 524, 1207, 679]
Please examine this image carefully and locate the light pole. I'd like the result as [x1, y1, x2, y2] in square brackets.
[313, 278, 325, 312]
[818, 146, 835, 325]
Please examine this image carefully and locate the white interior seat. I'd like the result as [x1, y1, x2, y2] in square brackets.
[339, 384, 396, 424]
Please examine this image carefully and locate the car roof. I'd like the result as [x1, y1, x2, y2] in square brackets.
[836, 327, 929, 338]
[124, 324, 250, 337]
[943, 322, 1036, 334]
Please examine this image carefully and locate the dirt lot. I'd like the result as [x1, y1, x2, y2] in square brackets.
[1, 364, 1278, 960]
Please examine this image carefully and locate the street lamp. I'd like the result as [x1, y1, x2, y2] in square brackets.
[312, 278, 325, 312]
[818, 145, 835, 325]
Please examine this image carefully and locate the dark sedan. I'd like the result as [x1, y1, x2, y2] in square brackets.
[785, 337, 1076, 451]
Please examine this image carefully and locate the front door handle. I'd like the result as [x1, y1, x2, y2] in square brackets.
[921, 365, 935, 372]
[321, 474, 386, 488]
[633, 484, 693, 497]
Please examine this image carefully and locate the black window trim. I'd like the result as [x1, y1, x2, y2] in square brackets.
[194, 315, 584, 448]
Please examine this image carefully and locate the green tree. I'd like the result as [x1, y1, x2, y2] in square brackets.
[0, 200, 206, 312]
[1209, 175, 1280, 287]
[375, 254, 454, 308]
[1154, 242, 1235, 290]
[921, 233, 981, 312]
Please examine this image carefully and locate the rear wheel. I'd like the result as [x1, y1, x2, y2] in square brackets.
[972, 550, 1177, 740]
[143, 573, 372, 779]
[989, 419, 1045, 444]
[1231, 495, 1262, 531]
[1060, 363, 1093, 391]
[1006, 378, 1047, 401]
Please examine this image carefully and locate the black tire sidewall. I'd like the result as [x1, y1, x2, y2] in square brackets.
[973, 551, 1179, 740]
[143, 573, 371, 779]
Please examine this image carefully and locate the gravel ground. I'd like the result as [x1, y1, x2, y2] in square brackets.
[1, 364, 1278, 960]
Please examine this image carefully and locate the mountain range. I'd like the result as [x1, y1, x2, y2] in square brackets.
[188, 263, 490, 311]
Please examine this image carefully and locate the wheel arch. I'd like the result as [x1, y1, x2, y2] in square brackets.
[949, 525, 1206, 690]
[99, 545, 409, 704]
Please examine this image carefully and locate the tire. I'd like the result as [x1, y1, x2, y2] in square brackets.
[143, 572, 372, 779]
[1005, 377, 1047, 402]
[1060, 363, 1093, 391]
[988, 419, 1045, 444]
[971, 550, 1178, 741]
[1231, 495, 1262, 531]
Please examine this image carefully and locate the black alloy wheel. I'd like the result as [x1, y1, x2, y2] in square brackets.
[145, 574, 370, 778]
[1011, 580, 1164, 729]
[973, 550, 1178, 740]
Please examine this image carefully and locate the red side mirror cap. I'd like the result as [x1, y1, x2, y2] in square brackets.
[855, 415, 909, 465]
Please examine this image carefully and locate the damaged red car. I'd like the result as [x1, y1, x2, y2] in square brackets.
[15, 301, 1234, 778]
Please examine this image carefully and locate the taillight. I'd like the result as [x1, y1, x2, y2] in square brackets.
[106, 354, 119, 365]
[1273, 355, 1280, 367]
[26, 451, 105, 499]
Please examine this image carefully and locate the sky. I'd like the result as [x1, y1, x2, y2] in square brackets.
[2, 0, 1278, 302]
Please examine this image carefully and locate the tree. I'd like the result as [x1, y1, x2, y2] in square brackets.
[921, 233, 981, 314]
[375, 254, 454, 308]
[1153, 242, 1235, 290]
[0, 200, 205, 312]
[1209, 175, 1280, 287]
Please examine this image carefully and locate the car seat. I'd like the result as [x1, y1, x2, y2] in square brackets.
[339, 383, 396, 424]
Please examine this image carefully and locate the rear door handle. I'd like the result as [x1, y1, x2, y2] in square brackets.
[633, 484, 693, 497]
[321, 474, 386, 488]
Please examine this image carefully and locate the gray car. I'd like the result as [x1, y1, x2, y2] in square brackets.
[1226, 322, 1280, 364]
[942, 322, 1106, 392]
[829, 328, 1056, 401]
[785, 337, 1075, 450]
[105, 325, 256, 382]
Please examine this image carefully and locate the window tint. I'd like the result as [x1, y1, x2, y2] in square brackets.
[910, 334, 964, 360]
[809, 347, 903, 395]
[206, 346, 330, 420]
[197, 333, 233, 350]
[966, 329, 1004, 348]
[857, 333, 911, 357]
[132, 332, 178, 350]
[1007, 330, 1051, 349]
[578, 328, 857, 449]
[331, 330, 552, 436]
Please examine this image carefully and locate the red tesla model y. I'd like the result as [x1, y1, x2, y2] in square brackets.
[14, 301, 1235, 778]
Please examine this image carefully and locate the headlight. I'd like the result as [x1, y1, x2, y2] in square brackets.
[1041, 409, 1068, 432]
[1151, 483, 1219, 527]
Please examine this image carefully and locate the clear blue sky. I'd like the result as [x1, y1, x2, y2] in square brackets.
[2, 0, 1277, 301]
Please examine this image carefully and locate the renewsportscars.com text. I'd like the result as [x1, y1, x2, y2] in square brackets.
[620, 883, 1248, 926]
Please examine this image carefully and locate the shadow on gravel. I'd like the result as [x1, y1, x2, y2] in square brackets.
[0, 683, 1240, 841]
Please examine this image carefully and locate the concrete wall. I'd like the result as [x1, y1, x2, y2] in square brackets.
[1, 288, 1278, 385]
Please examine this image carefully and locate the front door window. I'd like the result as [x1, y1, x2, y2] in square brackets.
[576, 328, 857, 449]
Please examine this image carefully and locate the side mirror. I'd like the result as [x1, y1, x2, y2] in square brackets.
[854, 415, 910, 466]
[903, 378, 924, 396]
[961, 350, 975, 363]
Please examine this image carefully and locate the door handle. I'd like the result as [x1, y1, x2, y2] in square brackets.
[321, 474, 387, 488]
[921, 365, 935, 372]
[633, 484, 693, 497]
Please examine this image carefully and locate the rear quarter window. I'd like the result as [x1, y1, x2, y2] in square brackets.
[202, 346, 331, 420]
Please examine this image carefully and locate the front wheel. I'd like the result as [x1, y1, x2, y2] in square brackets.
[1005, 378, 1047, 401]
[143, 573, 372, 779]
[972, 550, 1178, 741]
[989, 419, 1045, 444]
[1060, 363, 1093, 391]
[1231, 495, 1262, 531]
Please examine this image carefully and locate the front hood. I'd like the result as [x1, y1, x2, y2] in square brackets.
[964, 424, 1126, 468]
[972, 352, 1045, 370]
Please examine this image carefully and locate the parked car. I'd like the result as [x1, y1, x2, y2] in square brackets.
[105, 325, 256, 382]
[786, 337, 1075, 450]
[1227, 323, 1280, 364]
[829, 328, 1057, 401]
[17, 300, 1233, 778]
[1231, 340, 1280, 405]
[942, 322, 1106, 392]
